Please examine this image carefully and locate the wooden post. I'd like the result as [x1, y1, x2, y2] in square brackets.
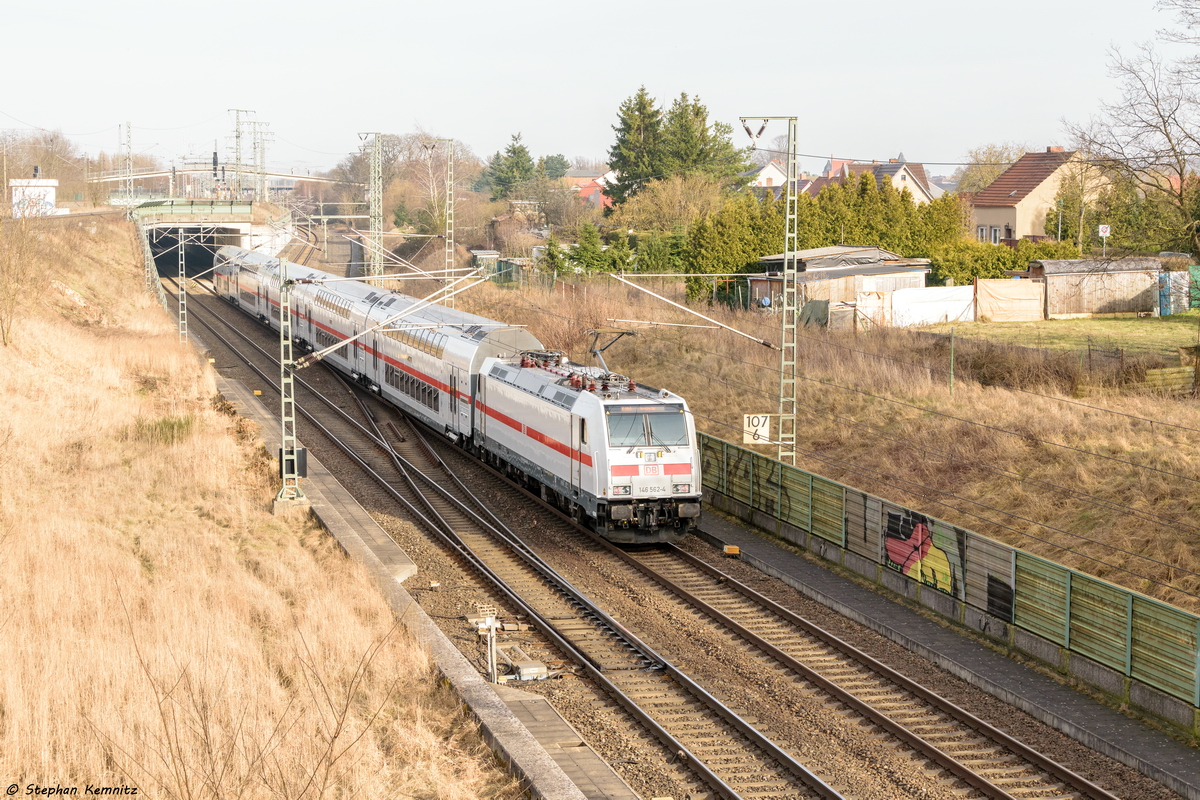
[950, 327, 955, 396]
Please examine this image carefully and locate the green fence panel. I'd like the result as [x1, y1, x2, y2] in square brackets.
[778, 462, 813, 531]
[725, 445, 754, 508]
[751, 452, 781, 517]
[965, 533, 1015, 621]
[811, 477, 846, 545]
[1068, 575, 1130, 673]
[844, 489, 883, 562]
[699, 435, 726, 496]
[1131, 596, 1200, 706]
[1015, 553, 1070, 646]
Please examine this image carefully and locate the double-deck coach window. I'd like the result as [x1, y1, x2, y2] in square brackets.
[384, 364, 440, 413]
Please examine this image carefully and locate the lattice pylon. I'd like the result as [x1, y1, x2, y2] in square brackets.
[276, 257, 305, 502]
[778, 117, 798, 466]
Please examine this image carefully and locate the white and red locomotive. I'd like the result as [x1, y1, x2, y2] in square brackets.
[213, 245, 701, 543]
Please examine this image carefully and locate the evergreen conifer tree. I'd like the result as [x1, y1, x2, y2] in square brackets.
[607, 87, 663, 205]
[569, 222, 607, 273]
[490, 134, 536, 200]
[542, 230, 566, 271]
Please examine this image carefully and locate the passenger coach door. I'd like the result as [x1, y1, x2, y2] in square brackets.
[571, 415, 584, 493]
[449, 368, 468, 432]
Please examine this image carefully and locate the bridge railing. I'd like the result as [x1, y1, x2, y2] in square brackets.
[131, 200, 254, 218]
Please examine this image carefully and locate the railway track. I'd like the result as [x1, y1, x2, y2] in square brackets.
[277, 223, 321, 267]
[175, 279, 836, 798]
[412, 401, 1129, 800]
[171, 276, 1140, 799]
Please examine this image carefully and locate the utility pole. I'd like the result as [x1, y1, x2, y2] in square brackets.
[124, 121, 134, 207]
[741, 116, 798, 466]
[229, 109, 253, 201]
[275, 257, 308, 511]
[362, 132, 384, 280]
[178, 229, 187, 342]
[443, 138, 455, 307]
[252, 121, 271, 202]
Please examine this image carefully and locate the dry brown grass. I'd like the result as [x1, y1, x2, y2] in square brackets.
[447, 275, 1200, 613]
[0, 218, 518, 798]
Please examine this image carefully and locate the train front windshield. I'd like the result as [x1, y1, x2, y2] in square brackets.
[606, 405, 689, 448]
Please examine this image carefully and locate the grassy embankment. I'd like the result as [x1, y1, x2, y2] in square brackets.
[0, 217, 517, 798]
[926, 313, 1200, 361]
[444, 275, 1200, 614]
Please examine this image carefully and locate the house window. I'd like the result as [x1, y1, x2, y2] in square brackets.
[977, 226, 988, 242]
[765, 177, 773, 186]
[991, 226, 1002, 245]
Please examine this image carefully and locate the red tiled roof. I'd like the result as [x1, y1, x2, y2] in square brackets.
[971, 149, 1075, 207]
[902, 163, 931, 194]
[801, 176, 838, 196]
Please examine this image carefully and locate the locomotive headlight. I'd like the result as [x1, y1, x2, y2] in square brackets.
[672, 483, 691, 494]
[611, 485, 632, 496]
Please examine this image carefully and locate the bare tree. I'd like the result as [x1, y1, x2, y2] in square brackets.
[951, 141, 1031, 194]
[1158, 0, 1200, 52]
[607, 173, 726, 234]
[749, 133, 790, 167]
[570, 156, 608, 173]
[1066, 42, 1200, 253]
[326, 130, 481, 231]
[0, 217, 42, 346]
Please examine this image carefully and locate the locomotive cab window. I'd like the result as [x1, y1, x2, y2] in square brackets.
[605, 405, 687, 448]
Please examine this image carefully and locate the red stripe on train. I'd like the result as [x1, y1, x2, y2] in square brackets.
[475, 400, 594, 467]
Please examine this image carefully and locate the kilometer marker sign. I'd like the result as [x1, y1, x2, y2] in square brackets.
[743, 414, 770, 444]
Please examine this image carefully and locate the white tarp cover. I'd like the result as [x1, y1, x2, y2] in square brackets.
[976, 279, 1044, 322]
[890, 286, 975, 327]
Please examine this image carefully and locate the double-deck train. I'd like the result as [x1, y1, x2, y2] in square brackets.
[212, 245, 701, 543]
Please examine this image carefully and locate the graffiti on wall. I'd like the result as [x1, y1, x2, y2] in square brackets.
[884, 508, 966, 597]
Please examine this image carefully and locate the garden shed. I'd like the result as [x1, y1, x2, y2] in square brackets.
[1026, 258, 1161, 318]
[745, 264, 930, 307]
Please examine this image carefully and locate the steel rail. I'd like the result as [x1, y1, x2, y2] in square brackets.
[660, 544, 1122, 800]
[370, 412, 841, 799]
[430, 429, 1121, 800]
[180, 283, 838, 799]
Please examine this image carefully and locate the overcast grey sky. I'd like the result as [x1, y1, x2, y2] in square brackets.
[2, 0, 1179, 177]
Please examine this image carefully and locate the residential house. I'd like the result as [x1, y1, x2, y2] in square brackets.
[559, 169, 614, 209]
[741, 160, 789, 188]
[576, 179, 613, 209]
[806, 154, 941, 204]
[562, 169, 601, 189]
[969, 147, 1078, 245]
